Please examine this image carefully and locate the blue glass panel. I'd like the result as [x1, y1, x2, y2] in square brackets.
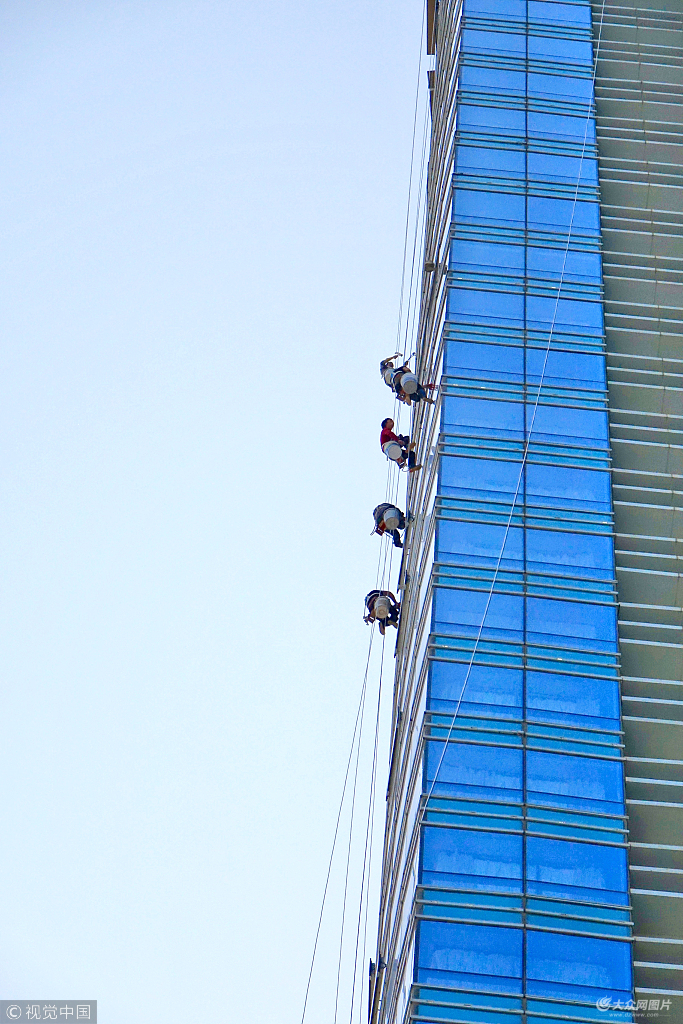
[526, 837, 629, 903]
[450, 240, 525, 275]
[459, 66, 527, 94]
[434, 587, 524, 641]
[526, 932, 632, 1003]
[526, 670, 620, 729]
[527, 750, 624, 813]
[462, 29, 527, 56]
[526, 465, 611, 511]
[526, 348, 606, 387]
[459, 105, 526, 135]
[529, 1, 592, 24]
[526, 529, 613, 578]
[526, 295, 603, 332]
[455, 189, 526, 227]
[527, 197, 600, 233]
[440, 456, 521, 499]
[448, 287, 525, 328]
[417, 920, 523, 993]
[422, 827, 523, 891]
[465, 0, 526, 17]
[446, 340, 524, 380]
[526, 245, 602, 282]
[526, 597, 617, 647]
[444, 395, 525, 438]
[528, 73, 594, 100]
[429, 662, 523, 717]
[528, 112, 596, 143]
[527, 152, 598, 185]
[437, 520, 523, 569]
[528, 34, 593, 64]
[426, 740, 524, 801]
[529, 406, 609, 445]
[456, 145, 526, 178]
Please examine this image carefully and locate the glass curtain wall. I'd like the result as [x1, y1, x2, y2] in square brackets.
[373, 1, 638, 1022]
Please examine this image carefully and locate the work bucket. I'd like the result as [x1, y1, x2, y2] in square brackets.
[400, 372, 419, 394]
[382, 508, 401, 531]
[382, 441, 403, 463]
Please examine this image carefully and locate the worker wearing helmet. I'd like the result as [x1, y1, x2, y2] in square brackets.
[379, 355, 436, 407]
[372, 503, 408, 549]
[380, 418, 421, 472]
[364, 590, 400, 636]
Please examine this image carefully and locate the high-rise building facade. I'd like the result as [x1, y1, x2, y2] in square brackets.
[371, 0, 682, 1021]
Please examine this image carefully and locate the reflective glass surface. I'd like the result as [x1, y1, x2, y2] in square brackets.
[417, 920, 524, 993]
[454, 188, 526, 226]
[460, 105, 526, 134]
[529, 1, 592, 25]
[526, 837, 629, 902]
[430, 661, 524, 717]
[528, 35, 593, 64]
[527, 72, 593, 100]
[412, 1, 629, 1006]
[525, 932, 632, 1002]
[426, 739, 524, 801]
[466, 0, 527, 16]
[456, 145, 526, 177]
[423, 827, 523, 891]
[527, 750, 624, 813]
[460, 66, 527, 94]
[527, 152, 598, 184]
[462, 29, 528, 56]
[527, 197, 600, 233]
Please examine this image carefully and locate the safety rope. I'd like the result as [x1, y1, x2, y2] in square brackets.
[299, 5, 434, 1019]
[349, 610, 387, 1022]
[395, 10, 427, 359]
[299, 635, 374, 1024]
[334, 666, 368, 1024]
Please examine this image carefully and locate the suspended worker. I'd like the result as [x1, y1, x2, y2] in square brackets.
[372, 503, 408, 549]
[380, 418, 421, 472]
[364, 590, 400, 636]
[379, 354, 436, 407]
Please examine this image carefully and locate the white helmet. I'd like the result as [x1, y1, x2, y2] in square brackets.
[373, 596, 391, 619]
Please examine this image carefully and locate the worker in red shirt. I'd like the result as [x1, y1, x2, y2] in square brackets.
[380, 418, 421, 472]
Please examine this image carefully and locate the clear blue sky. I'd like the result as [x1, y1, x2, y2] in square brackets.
[0, 2, 428, 1021]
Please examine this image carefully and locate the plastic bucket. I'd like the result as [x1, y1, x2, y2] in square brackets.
[382, 441, 403, 463]
[382, 508, 401, 531]
[400, 372, 419, 394]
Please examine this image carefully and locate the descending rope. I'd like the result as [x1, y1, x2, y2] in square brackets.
[299, 635, 375, 1024]
[299, 6, 433, 1020]
[416, 0, 610, 828]
[395, 10, 427, 358]
[401, 96, 432, 364]
[333, 671, 367, 1024]
[354, 718, 380, 1023]
[351, 631, 386, 1023]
